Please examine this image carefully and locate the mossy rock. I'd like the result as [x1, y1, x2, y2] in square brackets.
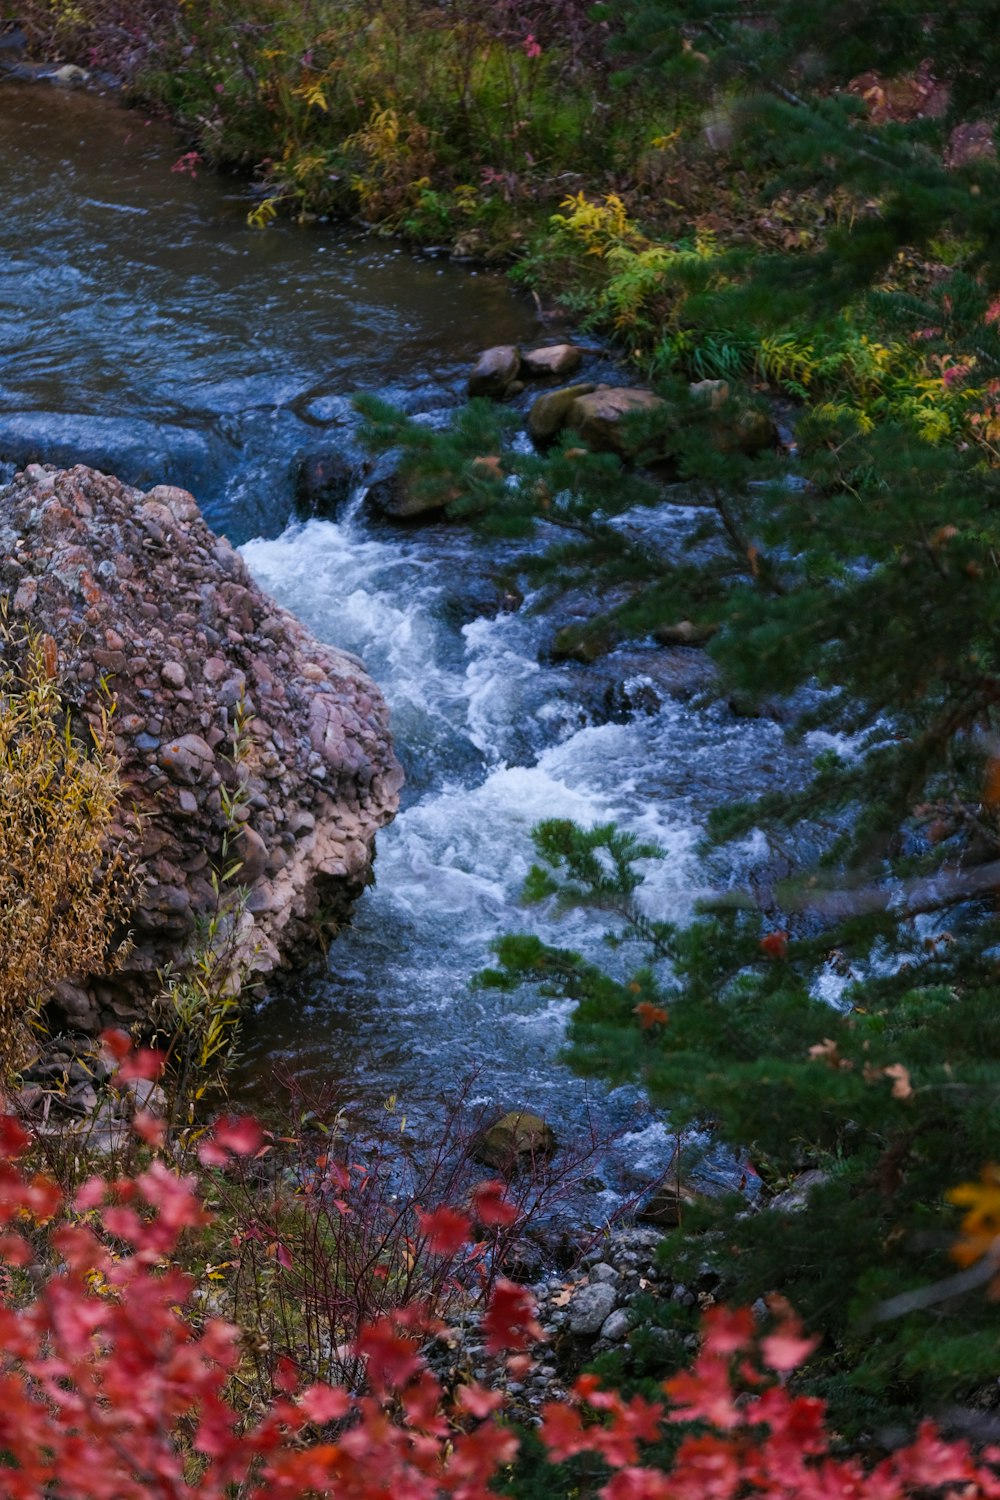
[528, 382, 597, 444]
[551, 623, 616, 663]
[475, 1110, 557, 1170]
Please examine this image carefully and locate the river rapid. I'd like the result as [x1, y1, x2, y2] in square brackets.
[2, 80, 812, 1216]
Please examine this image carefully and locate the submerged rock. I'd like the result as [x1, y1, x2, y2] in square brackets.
[0, 463, 403, 1030]
[475, 1110, 557, 1170]
[0, 411, 220, 497]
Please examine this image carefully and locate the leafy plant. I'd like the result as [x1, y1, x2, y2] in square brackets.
[153, 695, 258, 1132]
[2, 1101, 1000, 1500]
[0, 618, 135, 1079]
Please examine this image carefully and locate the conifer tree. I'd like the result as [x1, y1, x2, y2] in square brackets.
[360, 0, 1000, 1430]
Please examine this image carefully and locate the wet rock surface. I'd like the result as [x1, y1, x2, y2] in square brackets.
[0, 463, 403, 1029]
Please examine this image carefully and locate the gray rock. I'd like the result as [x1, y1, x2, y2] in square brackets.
[588, 1262, 620, 1285]
[467, 345, 522, 399]
[769, 1169, 830, 1213]
[120, 1078, 168, 1113]
[599, 1309, 631, 1342]
[522, 344, 583, 379]
[160, 733, 216, 785]
[567, 387, 675, 459]
[234, 825, 269, 884]
[568, 1282, 617, 1336]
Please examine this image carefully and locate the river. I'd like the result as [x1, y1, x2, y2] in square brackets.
[1, 79, 810, 1216]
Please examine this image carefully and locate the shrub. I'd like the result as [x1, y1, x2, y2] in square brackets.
[0, 620, 134, 1076]
[2, 1103, 1000, 1500]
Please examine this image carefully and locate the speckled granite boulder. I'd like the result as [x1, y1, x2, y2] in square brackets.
[0, 464, 403, 1029]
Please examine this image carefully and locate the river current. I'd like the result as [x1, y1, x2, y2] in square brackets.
[1, 80, 811, 1213]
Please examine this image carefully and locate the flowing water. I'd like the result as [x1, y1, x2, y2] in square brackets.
[1, 80, 813, 1214]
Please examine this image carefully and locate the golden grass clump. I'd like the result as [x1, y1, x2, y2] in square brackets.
[0, 615, 135, 1073]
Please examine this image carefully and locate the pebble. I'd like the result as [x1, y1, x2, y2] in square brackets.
[599, 1309, 631, 1342]
[568, 1282, 617, 1336]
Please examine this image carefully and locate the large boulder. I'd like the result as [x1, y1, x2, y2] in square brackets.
[294, 449, 357, 519]
[566, 386, 674, 459]
[474, 1110, 557, 1171]
[521, 344, 583, 379]
[0, 464, 404, 1030]
[688, 379, 778, 455]
[467, 345, 522, 400]
[364, 464, 455, 522]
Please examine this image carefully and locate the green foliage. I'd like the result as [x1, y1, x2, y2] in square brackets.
[480, 816, 1000, 1428]
[153, 696, 257, 1128]
[16, 0, 640, 244]
[353, 5, 1000, 1432]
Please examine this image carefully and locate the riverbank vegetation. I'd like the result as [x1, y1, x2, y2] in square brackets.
[6, 0, 1000, 1478]
[8, 1094, 1000, 1500]
[351, 0, 1000, 1445]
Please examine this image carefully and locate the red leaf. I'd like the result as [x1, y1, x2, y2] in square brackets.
[481, 1278, 543, 1354]
[416, 1205, 472, 1256]
[198, 1139, 230, 1167]
[133, 1111, 166, 1147]
[274, 1356, 300, 1394]
[0, 1116, 29, 1160]
[213, 1115, 265, 1156]
[99, 1027, 133, 1061]
[355, 1317, 424, 1392]
[603, 1468, 672, 1499]
[473, 1179, 519, 1227]
[0, 1231, 32, 1266]
[457, 1383, 505, 1419]
[299, 1383, 351, 1424]
[117, 1048, 166, 1082]
[761, 1326, 819, 1372]
[759, 930, 789, 960]
[701, 1304, 755, 1356]
[541, 1400, 589, 1460]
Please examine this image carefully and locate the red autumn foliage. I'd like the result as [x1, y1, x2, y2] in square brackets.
[760, 929, 790, 960]
[471, 1177, 519, 1227]
[2, 1109, 1000, 1500]
[416, 1203, 474, 1256]
[633, 1001, 669, 1029]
